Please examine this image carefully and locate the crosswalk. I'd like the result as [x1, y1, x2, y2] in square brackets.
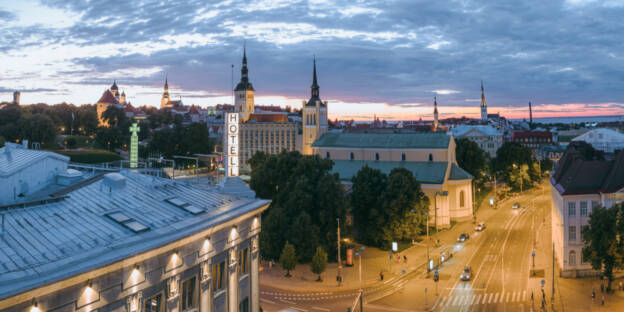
[431, 290, 529, 309]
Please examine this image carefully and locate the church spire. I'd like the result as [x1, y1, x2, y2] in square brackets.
[241, 43, 249, 83]
[311, 55, 319, 98]
[480, 80, 486, 108]
[433, 96, 439, 132]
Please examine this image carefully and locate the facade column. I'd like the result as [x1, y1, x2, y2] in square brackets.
[228, 248, 239, 312]
[251, 235, 260, 312]
[200, 260, 212, 312]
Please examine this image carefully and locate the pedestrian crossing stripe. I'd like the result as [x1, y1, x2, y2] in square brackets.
[506, 291, 510, 302]
[434, 290, 537, 307]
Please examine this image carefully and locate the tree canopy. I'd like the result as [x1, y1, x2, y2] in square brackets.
[249, 151, 347, 263]
[455, 138, 488, 181]
[350, 166, 429, 248]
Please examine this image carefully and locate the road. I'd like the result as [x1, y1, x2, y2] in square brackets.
[260, 186, 550, 312]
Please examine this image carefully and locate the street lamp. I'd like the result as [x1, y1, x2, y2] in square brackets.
[337, 217, 342, 286]
[354, 246, 365, 312]
[412, 208, 430, 274]
[434, 191, 449, 234]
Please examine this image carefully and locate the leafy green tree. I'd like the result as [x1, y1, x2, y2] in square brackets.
[493, 142, 532, 173]
[582, 205, 621, 291]
[96, 127, 125, 151]
[310, 246, 328, 282]
[77, 107, 99, 135]
[528, 161, 542, 182]
[455, 138, 488, 181]
[20, 114, 57, 146]
[508, 164, 530, 191]
[0, 136, 4, 147]
[540, 158, 554, 174]
[279, 242, 297, 277]
[351, 166, 387, 245]
[251, 151, 346, 262]
[101, 106, 127, 128]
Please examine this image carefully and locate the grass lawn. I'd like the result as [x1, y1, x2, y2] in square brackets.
[55, 150, 122, 164]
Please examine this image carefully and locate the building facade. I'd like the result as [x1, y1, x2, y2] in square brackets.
[571, 128, 624, 154]
[235, 47, 255, 123]
[0, 156, 269, 312]
[451, 125, 503, 157]
[160, 77, 184, 109]
[301, 58, 328, 155]
[511, 131, 553, 153]
[312, 132, 473, 228]
[97, 81, 128, 127]
[550, 142, 624, 277]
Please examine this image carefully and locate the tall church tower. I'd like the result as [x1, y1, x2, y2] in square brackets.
[302, 57, 328, 155]
[433, 96, 439, 132]
[234, 45, 255, 122]
[480, 80, 488, 122]
[160, 76, 170, 109]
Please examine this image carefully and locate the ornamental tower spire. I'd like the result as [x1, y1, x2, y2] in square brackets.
[311, 55, 319, 98]
[433, 96, 439, 131]
[480, 80, 488, 121]
[234, 43, 255, 121]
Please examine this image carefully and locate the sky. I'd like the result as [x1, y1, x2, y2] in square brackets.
[1, 0, 624, 121]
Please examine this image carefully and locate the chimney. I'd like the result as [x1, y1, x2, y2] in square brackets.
[13, 91, 20, 105]
[22, 140, 28, 149]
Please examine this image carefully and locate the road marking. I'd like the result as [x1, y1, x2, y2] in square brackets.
[289, 307, 308, 312]
[489, 293, 494, 304]
[311, 307, 330, 311]
[260, 298, 275, 304]
[494, 292, 499, 303]
[471, 294, 478, 305]
[437, 297, 446, 307]
[513, 291, 518, 302]
[452, 295, 460, 305]
[280, 299, 295, 304]
[523, 290, 527, 301]
[383, 277, 396, 284]
[506, 291, 510, 302]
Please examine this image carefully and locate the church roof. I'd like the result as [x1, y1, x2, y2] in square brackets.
[449, 163, 473, 180]
[331, 160, 448, 184]
[246, 113, 289, 123]
[111, 81, 118, 90]
[235, 81, 254, 91]
[97, 90, 120, 105]
[313, 132, 451, 149]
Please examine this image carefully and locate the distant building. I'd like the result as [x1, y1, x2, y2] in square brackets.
[312, 132, 473, 228]
[231, 48, 300, 170]
[480, 81, 487, 122]
[537, 145, 566, 161]
[301, 57, 328, 155]
[0, 157, 269, 311]
[96, 81, 129, 127]
[160, 76, 184, 109]
[450, 125, 503, 157]
[551, 141, 624, 277]
[571, 128, 624, 154]
[511, 131, 553, 153]
[13, 91, 20, 105]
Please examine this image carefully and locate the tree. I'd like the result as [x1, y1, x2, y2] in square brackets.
[509, 164, 530, 192]
[0, 136, 4, 147]
[540, 158, 554, 174]
[493, 142, 533, 174]
[582, 204, 622, 291]
[279, 242, 297, 277]
[455, 138, 488, 182]
[351, 166, 387, 245]
[20, 114, 57, 146]
[310, 246, 328, 282]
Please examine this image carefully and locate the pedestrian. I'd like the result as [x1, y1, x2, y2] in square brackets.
[601, 295, 605, 306]
[592, 287, 596, 301]
[601, 284, 605, 293]
[403, 255, 407, 265]
[619, 281, 623, 291]
[380, 271, 384, 281]
[397, 255, 400, 264]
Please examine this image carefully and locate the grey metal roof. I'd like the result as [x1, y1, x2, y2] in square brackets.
[0, 144, 69, 177]
[0, 171, 269, 299]
[331, 160, 448, 184]
[313, 133, 451, 149]
[449, 163, 473, 180]
[451, 125, 502, 137]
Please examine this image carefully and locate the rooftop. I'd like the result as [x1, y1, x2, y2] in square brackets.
[313, 132, 451, 149]
[330, 160, 448, 184]
[0, 171, 269, 299]
[0, 144, 69, 178]
[451, 125, 502, 137]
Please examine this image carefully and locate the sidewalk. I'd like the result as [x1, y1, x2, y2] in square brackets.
[260, 190, 501, 293]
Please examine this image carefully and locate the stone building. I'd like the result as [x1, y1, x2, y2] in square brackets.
[551, 141, 624, 277]
[312, 132, 473, 228]
[301, 57, 328, 156]
[0, 150, 269, 312]
[451, 125, 503, 157]
[160, 76, 184, 109]
[96, 81, 128, 127]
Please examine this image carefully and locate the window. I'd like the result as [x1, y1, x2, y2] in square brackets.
[401, 153, 406, 161]
[181, 276, 196, 310]
[568, 202, 576, 216]
[569, 250, 576, 266]
[239, 297, 249, 312]
[580, 201, 588, 216]
[238, 247, 249, 275]
[212, 260, 226, 292]
[144, 293, 163, 312]
[326, 152, 330, 159]
[459, 191, 465, 208]
[428, 154, 433, 162]
[350, 152, 354, 160]
[375, 153, 379, 161]
[569, 226, 576, 241]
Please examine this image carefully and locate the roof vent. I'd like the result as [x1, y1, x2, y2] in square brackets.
[57, 169, 84, 186]
[103, 173, 126, 190]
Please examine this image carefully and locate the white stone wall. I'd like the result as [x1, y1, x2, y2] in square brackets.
[0, 156, 67, 205]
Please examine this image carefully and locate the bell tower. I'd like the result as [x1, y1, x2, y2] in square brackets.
[234, 45, 255, 122]
[480, 80, 488, 122]
[160, 75, 170, 109]
[302, 56, 328, 155]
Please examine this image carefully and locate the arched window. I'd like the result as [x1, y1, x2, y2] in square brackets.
[350, 152, 354, 160]
[401, 153, 406, 161]
[375, 153, 380, 161]
[428, 154, 433, 162]
[569, 250, 576, 266]
[459, 190, 465, 208]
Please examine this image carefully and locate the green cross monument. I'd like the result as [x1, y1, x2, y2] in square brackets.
[130, 123, 139, 168]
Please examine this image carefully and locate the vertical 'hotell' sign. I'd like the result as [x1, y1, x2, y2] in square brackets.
[226, 113, 239, 177]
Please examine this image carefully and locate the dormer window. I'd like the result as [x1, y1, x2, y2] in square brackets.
[375, 153, 380, 161]
[429, 154, 433, 162]
[401, 153, 406, 161]
[350, 152, 354, 160]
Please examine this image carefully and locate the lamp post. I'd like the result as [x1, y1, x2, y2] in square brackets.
[434, 191, 449, 234]
[355, 246, 365, 312]
[337, 218, 342, 286]
[412, 208, 430, 274]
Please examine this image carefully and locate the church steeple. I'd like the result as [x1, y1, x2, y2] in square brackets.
[235, 43, 254, 92]
[480, 80, 488, 121]
[433, 96, 439, 131]
[311, 55, 319, 98]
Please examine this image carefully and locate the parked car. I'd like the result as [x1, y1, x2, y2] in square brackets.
[460, 266, 472, 281]
[475, 222, 486, 231]
[457, 233, 470, 242]
[512, 203, 520, 209]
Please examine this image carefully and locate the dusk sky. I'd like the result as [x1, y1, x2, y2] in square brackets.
[1, 0, 624, 120]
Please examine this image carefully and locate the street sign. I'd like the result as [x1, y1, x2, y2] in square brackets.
[541, 279, 545, 286]
[489, 198, 494, 206]
[392, 242, 398, 252]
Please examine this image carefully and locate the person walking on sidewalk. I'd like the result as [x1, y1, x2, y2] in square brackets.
[403, 255, 407, 265]
[619, 281, 623, 291]
[379, 271, 384, 281]
[601, 295, 605, 306]
[592, 287, 595, 302]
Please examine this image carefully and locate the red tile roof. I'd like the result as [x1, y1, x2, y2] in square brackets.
[97, 90, 119, 105]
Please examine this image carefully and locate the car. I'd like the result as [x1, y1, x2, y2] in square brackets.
[457, 233, 470, 242]
[460, 266, 471, 281]
[475, 222, 486, 231]
[512, 203, 520, 209]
